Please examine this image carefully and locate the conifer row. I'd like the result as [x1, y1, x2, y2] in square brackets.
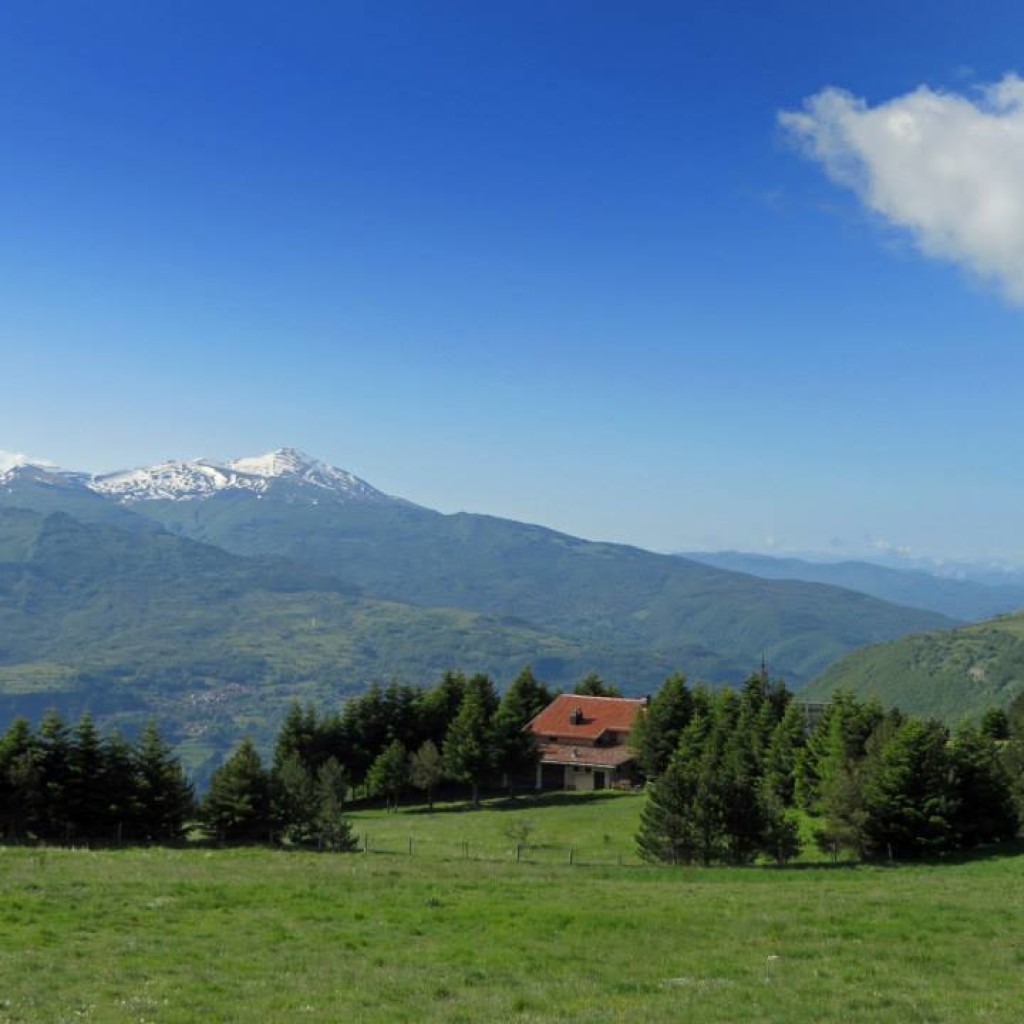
[634, 675, 1022, 864]
[0, 712, 193, 844]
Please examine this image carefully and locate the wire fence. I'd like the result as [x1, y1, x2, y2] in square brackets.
[350, 832, 645, 868]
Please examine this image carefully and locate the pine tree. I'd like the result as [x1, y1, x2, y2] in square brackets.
[631, 673, 693, 781]
[340, 683, 390, 787]
[861, 718, 956, 859]
[492, 667, 549, 785]
[636, 709, 726, 865]
[0, 718, 40, 840]
[200, 739, 272, 843]
[759, 783, 801, 865]
[417, 671, 467, 747]
[68, 713, 107, 841]
[811, 701, 870, 858]
[636, 754, 706, 864]
[763, 702, 807, 806]
[718, 723, 769, 864]
[443, 675, 498, 806]
[273, 701, 320, 773]
[36, 709, 72, 842]
[948, 725, 1019, 847]
[135, 722, 194, 842]
[273, 753, 320, 843]
[102, 732, 141, 842]
[573, 672, 621, 697]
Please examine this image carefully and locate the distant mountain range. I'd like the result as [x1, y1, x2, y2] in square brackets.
[1, 447, 959, 771]
[683, 550, 1024, 622]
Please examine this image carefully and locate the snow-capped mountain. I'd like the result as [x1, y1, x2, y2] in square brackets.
[0, 450, 88, 488]
[90, 447, 394, 503]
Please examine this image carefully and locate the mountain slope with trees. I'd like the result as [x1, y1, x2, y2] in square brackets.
[114, 472, 954, 688]
[804, 611, 1024, 721]
[0, 507, 656, 778]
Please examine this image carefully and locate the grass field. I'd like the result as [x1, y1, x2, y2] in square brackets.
[1, 792, 1023, 1023]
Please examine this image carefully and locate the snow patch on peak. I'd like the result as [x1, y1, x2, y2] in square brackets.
[227, 448, 383, 497]
[90, 449, 393, 504]
[91, 459, 238, 502]
[0, 450, 87, 488]
[0, 450, 56, 474]
[230, 448, 319, 478]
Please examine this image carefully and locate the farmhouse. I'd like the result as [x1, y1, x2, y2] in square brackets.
[526, 693, 646, 791]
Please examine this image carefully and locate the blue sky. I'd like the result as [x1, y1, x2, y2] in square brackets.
[3, 1, 1024, 562]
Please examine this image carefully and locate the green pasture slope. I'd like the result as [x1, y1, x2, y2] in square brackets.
[1, 793, 1023, 1024]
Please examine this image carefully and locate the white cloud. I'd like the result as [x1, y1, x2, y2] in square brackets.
[779, 74, 1024, 302]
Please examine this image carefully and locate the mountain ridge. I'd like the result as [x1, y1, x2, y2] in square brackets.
[0, 446, 957, 691]
[92, 447, 399, 504]
[683, 550, 1024, 622]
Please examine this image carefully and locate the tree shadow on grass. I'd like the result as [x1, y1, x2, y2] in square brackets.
[400, 790, 630, 816]
[896, 836, 1024, 867]
[780, 837, 1024, 870]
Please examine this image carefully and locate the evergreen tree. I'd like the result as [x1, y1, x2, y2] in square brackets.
[340, 683, 391, 787]
[417, 671, 467, 747]
[273, 701, 320, 774]
[410, 740, 444, 810]
[273, 753, 320, 843]
[810, 699, 875, 858]
[637, 686, 803, 866]
[636, 754, 710, 864]
[813, 757, 867, 860]
[68, 713, 107, 841]
[798, 691, 882, 815]
[718, 723, 769, 864]
[200, 739, 272, 843]
[759, 784, 801, 865]
[573, 672, 621, 697]
[861, 718, 956, 859]
[763, 702, 807, 806]
[36, 709, 72, 842]
[636, 708, 726, 865]
[631, 673, 693, 781]
[101, 732, 141, 842]
[0, 718, 40, 840]
[492, 667, 549, 784]
[134, 722, 194, 842]
[443, 675, 498, 806]
[948, 725, 1019, 847]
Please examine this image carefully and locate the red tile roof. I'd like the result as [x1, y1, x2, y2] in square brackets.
[527, 694, 645, 742]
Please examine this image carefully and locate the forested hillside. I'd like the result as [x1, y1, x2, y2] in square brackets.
[805, 611, 1024, 720]
[125, 482, 953, 687]
[0, 508, 655, 777]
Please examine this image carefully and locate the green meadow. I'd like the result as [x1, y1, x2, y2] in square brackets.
[1, 792, 1022, 1023]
